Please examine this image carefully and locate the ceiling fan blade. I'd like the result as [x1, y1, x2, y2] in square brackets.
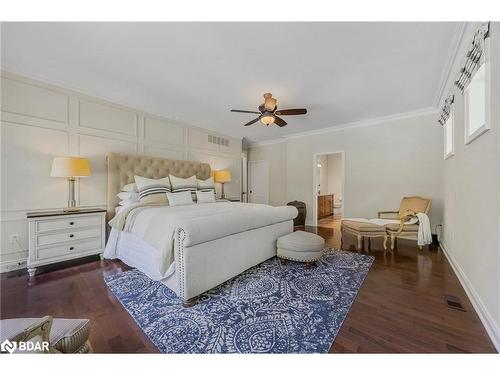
[273, 116, 287, 127]
[231, 109, 261, 114]
[275, 108, 307, 116]
[244, 117, 261, 126]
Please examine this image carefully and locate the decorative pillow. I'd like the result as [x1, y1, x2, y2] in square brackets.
[134, 176, 171, 204]
[116, 191, 139, 202]
[197, 177, 215, 192]
[121, 183, 138, 193]
[118, 200, 138, 206]
[166, 191, 194, 206]
[169, 175, 197, 193]
[196, 190, 216, 204]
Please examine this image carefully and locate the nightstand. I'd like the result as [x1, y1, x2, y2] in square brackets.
[26, 208, 106, 278]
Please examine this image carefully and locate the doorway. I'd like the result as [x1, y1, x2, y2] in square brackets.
[248, 160, 269, 204]
[312, 151, 344, 229]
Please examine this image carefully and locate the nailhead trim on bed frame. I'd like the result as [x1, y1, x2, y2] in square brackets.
[176, 228, 187, 301]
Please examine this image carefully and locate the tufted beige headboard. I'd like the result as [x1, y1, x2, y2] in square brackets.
[106, 152, 211, 220]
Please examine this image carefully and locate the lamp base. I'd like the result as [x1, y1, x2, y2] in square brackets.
[220, 183, 226, 199]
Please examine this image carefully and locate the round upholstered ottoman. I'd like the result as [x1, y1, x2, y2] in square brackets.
[277, 231, 325, 269]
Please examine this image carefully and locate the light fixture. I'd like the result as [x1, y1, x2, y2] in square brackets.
[260, 114, 275, 125]
[214, 170, 232, 199]
[317, 163, 322, 168]
[51, 156, 91, 211]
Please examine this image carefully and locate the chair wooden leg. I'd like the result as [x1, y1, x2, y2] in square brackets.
[306, 262, 312, 270]
[280, 258, 288, 265]
[390, 234, 396, 251]
[418, 245, 423, 250]
[383, 235, 388, 251]
[367, 237, 371, 252]
[357, 235, 363, 251]
[394, 237, 398, 250]
[340, 227, 344, 250]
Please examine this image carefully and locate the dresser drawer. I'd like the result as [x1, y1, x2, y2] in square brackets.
[36, 238, 102, 261]
[37, 215, 102, 233]
[37, 227, 101, 246]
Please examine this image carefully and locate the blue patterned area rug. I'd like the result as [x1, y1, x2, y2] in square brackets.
[104, 249, 373, 353]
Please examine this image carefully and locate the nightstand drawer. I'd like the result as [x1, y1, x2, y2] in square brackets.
[37, 227, 101, 246]
[36, 238, 102, 261]
[37, 215, 102, 233]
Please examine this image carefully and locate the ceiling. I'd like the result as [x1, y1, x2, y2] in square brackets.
[1, 22, 462, 142]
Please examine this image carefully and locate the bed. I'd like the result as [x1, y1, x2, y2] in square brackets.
[103, 152, 297, 306]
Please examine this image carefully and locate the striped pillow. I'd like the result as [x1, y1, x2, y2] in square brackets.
[197, 177, 215, 192]
[134, 176, 171, 204]
[169, 174, 197, 193]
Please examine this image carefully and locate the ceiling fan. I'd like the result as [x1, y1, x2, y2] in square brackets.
[230, 93, 307, 127]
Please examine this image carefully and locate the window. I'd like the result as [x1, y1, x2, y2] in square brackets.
[444, 106, 454, 159]
[464, 40, 491, 144]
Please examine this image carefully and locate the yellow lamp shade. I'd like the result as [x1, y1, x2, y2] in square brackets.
[214, 170, 231, 183]
[51, 157, 91, 177]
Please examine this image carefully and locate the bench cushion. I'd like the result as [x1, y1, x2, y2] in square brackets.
[342, 220, 386, 233]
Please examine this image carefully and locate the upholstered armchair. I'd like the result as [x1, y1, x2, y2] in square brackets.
[0, 315, 91, 353]
[379, 196, 432, 251]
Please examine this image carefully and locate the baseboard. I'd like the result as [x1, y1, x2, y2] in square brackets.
[440, 241, 500, 351]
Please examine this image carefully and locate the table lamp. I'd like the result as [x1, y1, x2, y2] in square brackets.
[214, 170, 231, 199]
[51, 156, 91, 211]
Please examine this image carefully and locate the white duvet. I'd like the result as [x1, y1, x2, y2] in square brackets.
[107, 202, 297, 276]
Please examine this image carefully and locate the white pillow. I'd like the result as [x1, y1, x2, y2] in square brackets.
[166, 191, 194, 206]
[169, 174, 197, 192]
[117, 191, 139, 202]
[196, 190, 216, 204]
[197, 177, 215, 192]
[134, 176, 170, 203]
[122, 183, 138, 193]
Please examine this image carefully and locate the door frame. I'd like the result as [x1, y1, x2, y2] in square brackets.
[248, 160, 269, 204]
[311, 151, 345, 227]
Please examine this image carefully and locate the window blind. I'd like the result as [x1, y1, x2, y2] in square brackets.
[438, 95, 454, 126]
[454, 22, 490, 92]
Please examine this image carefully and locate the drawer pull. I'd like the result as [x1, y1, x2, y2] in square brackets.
[69, 234, 74, 238]
[69, 222, 74, 225]
[69, 246, 74, 250]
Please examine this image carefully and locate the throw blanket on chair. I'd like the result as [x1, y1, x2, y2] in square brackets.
[416, 212, 432, 246]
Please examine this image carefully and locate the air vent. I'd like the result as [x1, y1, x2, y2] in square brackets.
[444, 294, 466, 311]
[208, 135, 230, 147]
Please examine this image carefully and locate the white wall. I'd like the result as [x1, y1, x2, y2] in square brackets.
[0, 71, 242, 272]
[441, 22, 500, 349]
[250, 112, 444, 227]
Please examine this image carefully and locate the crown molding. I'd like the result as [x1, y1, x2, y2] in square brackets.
[433, 22, 480, 109]
[248, 106, 438, 148]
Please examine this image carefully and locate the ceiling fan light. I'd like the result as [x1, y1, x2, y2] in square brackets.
[260, 115, 275, 125]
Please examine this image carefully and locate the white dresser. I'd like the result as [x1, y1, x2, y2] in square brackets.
[27, 209, 106, 277]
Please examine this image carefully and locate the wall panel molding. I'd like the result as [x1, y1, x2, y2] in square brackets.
[0, 70, 242, 272]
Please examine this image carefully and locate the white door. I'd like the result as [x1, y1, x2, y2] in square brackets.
[248, 160, 269, 204]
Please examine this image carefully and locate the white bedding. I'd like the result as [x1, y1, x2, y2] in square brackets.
[104, 202, 297, 277]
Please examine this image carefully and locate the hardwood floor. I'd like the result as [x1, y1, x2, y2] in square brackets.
[1, 226, 496, 353]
